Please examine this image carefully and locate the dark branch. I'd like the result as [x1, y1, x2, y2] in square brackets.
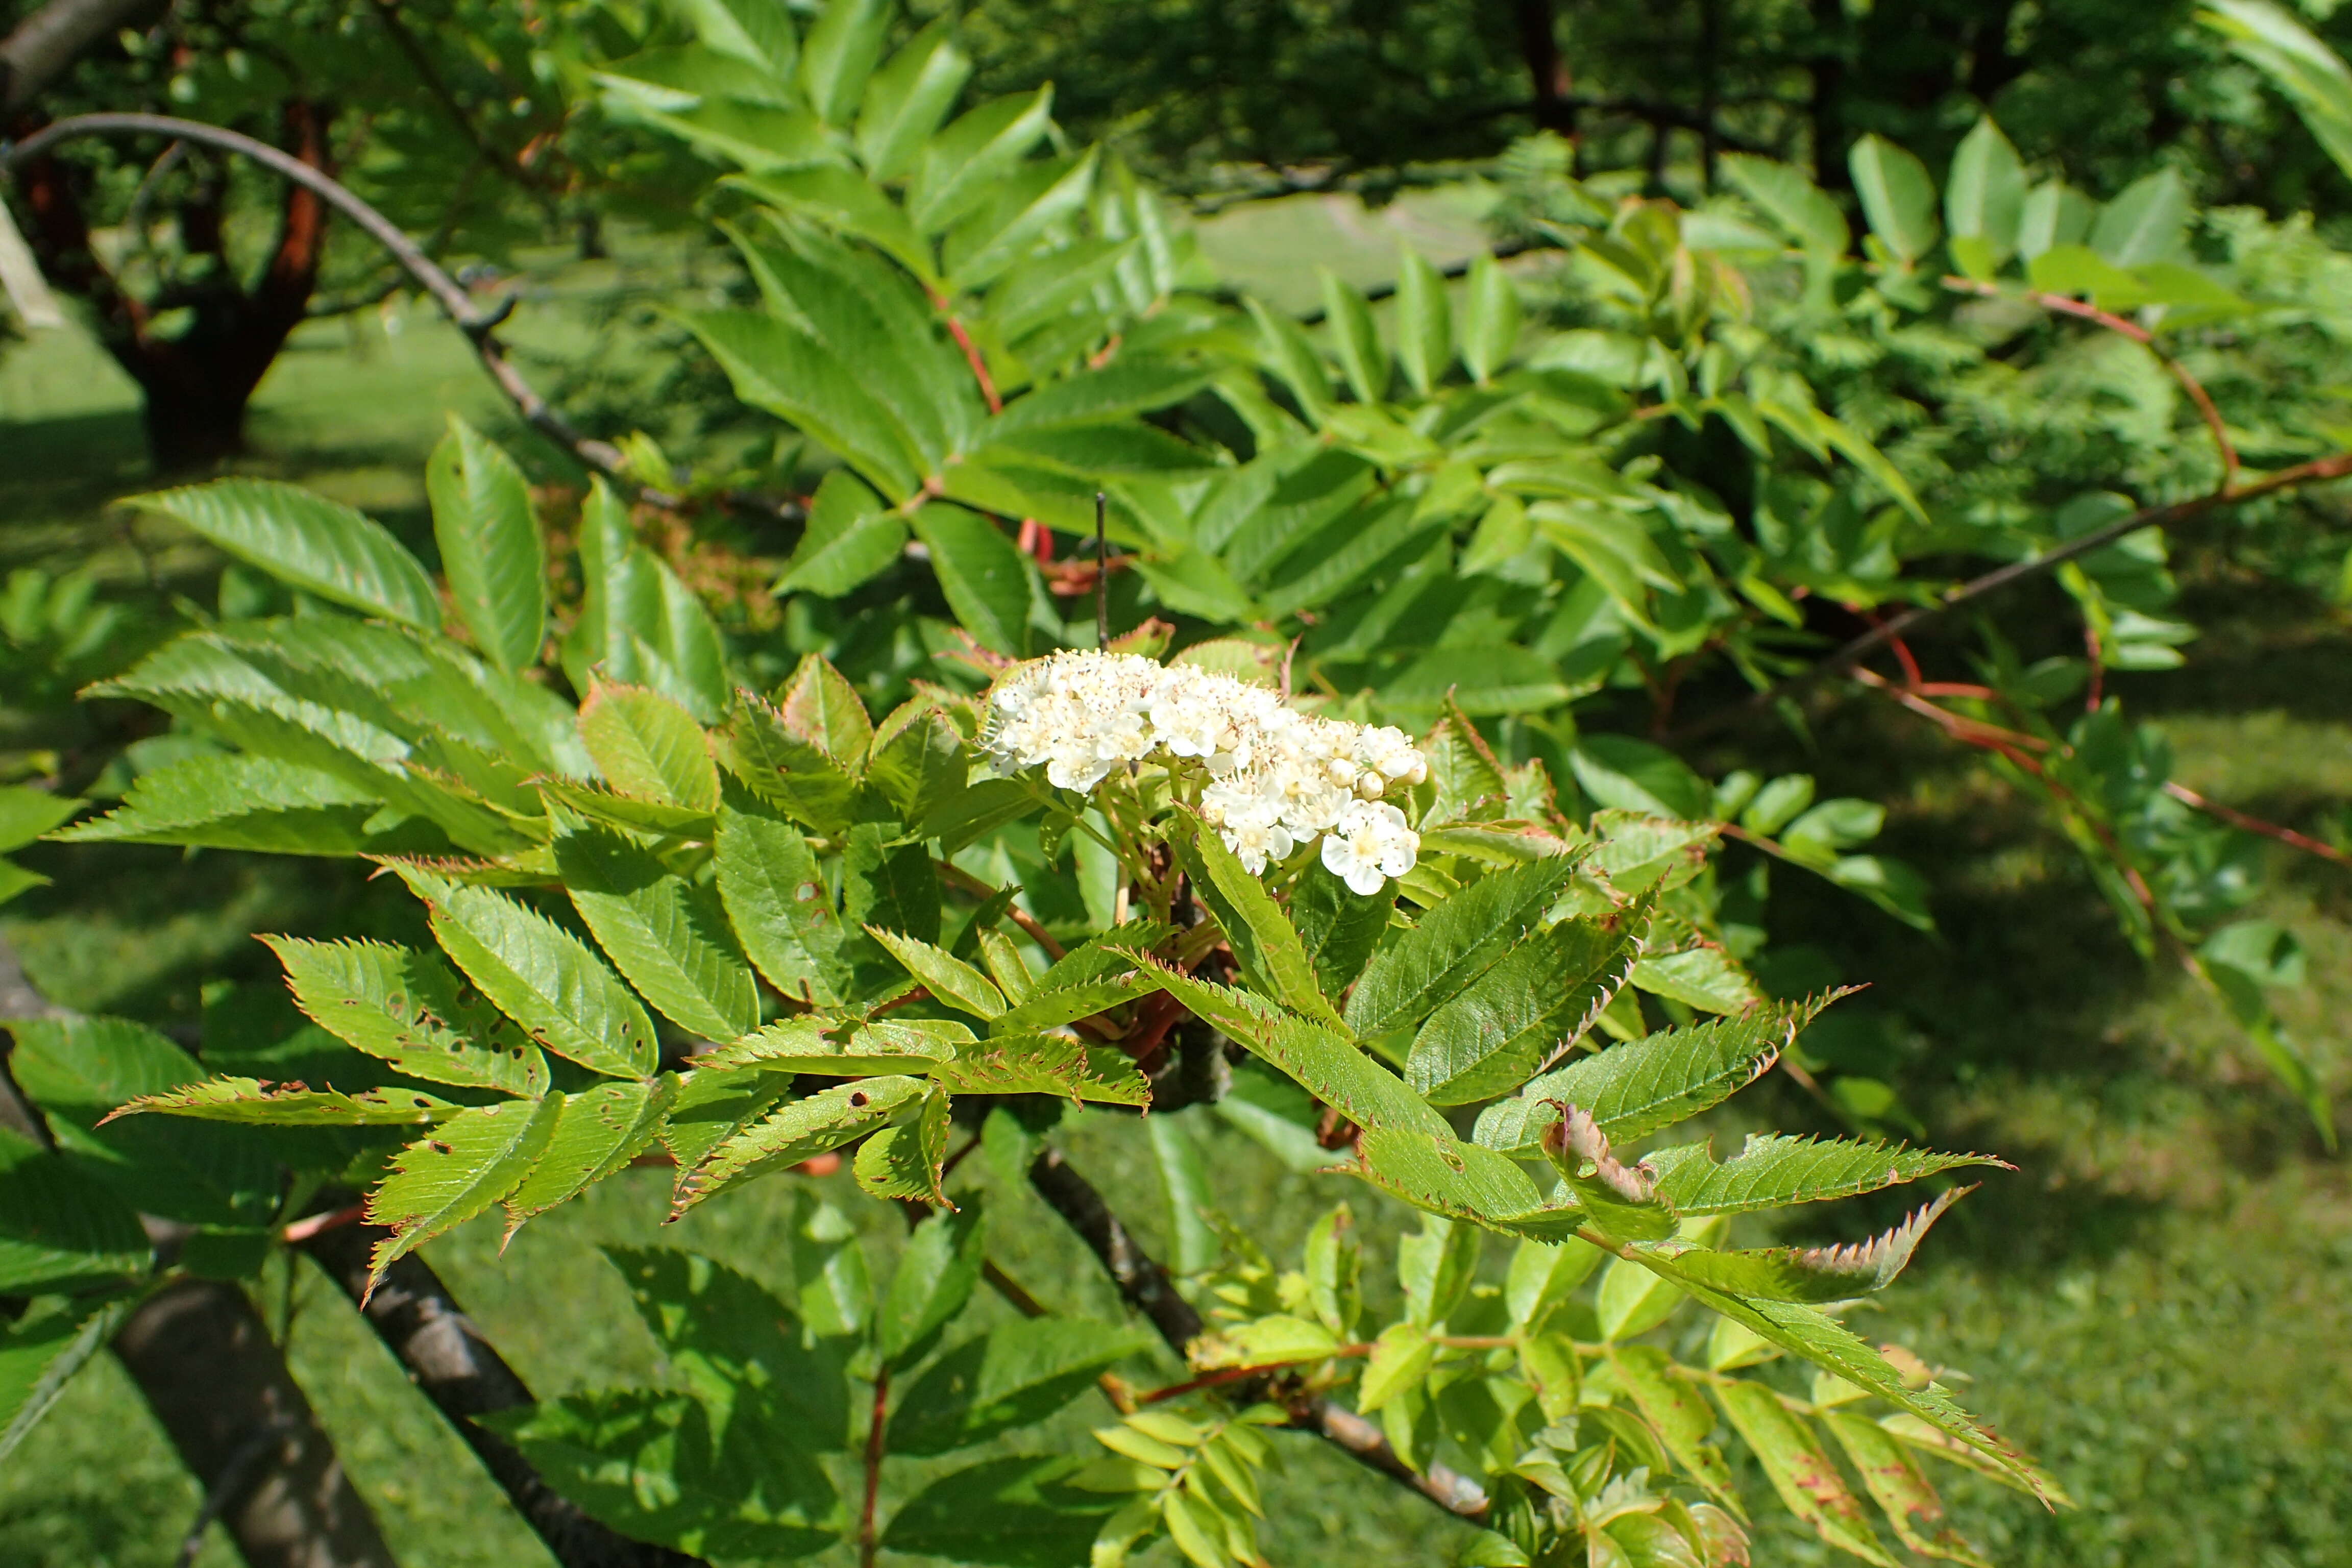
[1025, 1145, 1491, 1520]
[299, 1214, 709, 1568]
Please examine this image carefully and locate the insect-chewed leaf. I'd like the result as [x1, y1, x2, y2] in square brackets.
[1348, 1127, 1582, 1241]
[1406, 900, 1648, 1105]
[658, 1069, 791, 1187]
[556, 821, 760, 1042]
[1648, 1134, 2008, 1215]
[990, 973, 1162, 1035]
[107, 1077, 460, 1125]
[853, 1085, 953, 1204]
[889, 1316, 1156, 1456]
[1135, 958, 1446, 1136]
[577, 684, 720, 813]
[1475, 994, 1840, 1153]
[1177, 815, 1342, 1026]
[264, 936, 549, 1096]
[365, 1095, 566, 1288]
[1611, 1345, 1739, 1509]
[674, 1076, 927, 1216]
[1714, 1379, 1896, 1566]
[700, 1015, 964, 1076]
[866, 926, 1006, 1018]
[722, 690, 858, 834]
[502, 1076, 679, 1241]
[1344, 853, 1585, 1039]
[1540, 1103, 1676, 1243]
[391, 866, 659, 1080]
[929, 1034, 1149, 1105]
[1638, 1189, 1963, 1302]
[1823, 1410, 1994, 1567]
[775, 652, 874, 766]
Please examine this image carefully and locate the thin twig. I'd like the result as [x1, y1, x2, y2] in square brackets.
[2163, 781, 2352, 867]
[1674, 450, 2352, 742]
[2, 112, 629, 479]
[935, 860, 1067, 960]
[1943, 274, 2238, 487]
[858, 1366, 889, 1568]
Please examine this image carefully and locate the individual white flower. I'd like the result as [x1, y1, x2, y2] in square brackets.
[1321, 824, 1390, 895]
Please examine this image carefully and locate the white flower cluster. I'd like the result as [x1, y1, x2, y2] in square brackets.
[983, 651, 1427, 895]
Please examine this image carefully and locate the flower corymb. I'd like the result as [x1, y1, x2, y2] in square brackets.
[982, 650, 1426, 894]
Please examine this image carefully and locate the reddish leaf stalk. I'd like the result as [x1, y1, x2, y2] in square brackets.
[859, 1367, 889, 1568]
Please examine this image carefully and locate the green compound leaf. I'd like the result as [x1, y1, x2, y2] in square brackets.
[722, 690, 859, 834]
[699, 1015, 964, 1076]
[127, 478, 439, 629]
[1823, 1409, 1995, 1567]
[1345, 1127, 1581, 1242]
[878, 1197, 987, 1365]
[1610, 1345, 1739, 1509]
[502, 1076, 680, 1239]
[715, 792, 848, 1007]
[674, 1075, 928, 1215]
[911, 504, 1034, 658]
[866, 926, 1006, 1019]
[427, 414, 546, 673]
[882, 1454, 1125, 1567]
[775, 651, 875, 767]
[1474, 994, 1841, 1154]
[48, 753, 401, 856]
[658, 1069, 792, 1194]
[365, 1095, 566, 1288]
[1344, 853, 1584, 1039]
[0, 1129, 151, 1293]
[108, 1077, 459, 1125]
[777, 468, 908, 596]
[264, 935, 549, 1097]
[1406, 902, 1647, 1105]
[1632, 1189, 1962, 1303]
[1134, 959, 1445, 1136]
[1177, 815, 1341, 1026]
[1647, 1134, 2008, 1215]
[578, 683, 720, 813]
[1, 1297, 132, 1466]
[889, 1316, 1155, 1456]
[556, 821, 760, 1042]
[853, 1083, 953, 1204]
[1714, 1379, 1896, 1566]
[392, 866, 660, 1080]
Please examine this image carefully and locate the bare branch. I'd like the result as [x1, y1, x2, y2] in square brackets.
[2, 113, 629, 479]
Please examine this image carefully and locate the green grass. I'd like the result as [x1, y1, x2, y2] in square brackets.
[5, 203, 2352, 1568]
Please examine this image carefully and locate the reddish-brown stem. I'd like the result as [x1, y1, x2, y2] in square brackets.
[935, 862, 1067, 960]
[278, 1203, 364, 1243]
[1139, 1352, 1371, 1406]
[1943, 274, 2237, 489]
[940, 310, 1002, 414]
[859, 1367, 889, 1568]
[2083, 619, 2105, 713]
[2164, 782, 2352, 868]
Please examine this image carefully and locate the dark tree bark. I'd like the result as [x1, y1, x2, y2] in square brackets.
[1809, 0, 1849, 191]
[1513, 0, 1573, 138]
[113, 1281, 403, 1568]
[0, 0, 161, 116]
[13, 97, 333, 468]
[298, 1217, 709, 1568]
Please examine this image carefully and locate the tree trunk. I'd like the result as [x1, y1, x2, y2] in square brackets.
[12, 97, 332, 470]
[1513, 0, 1573, 138]
[113, 1281, 404, 1568]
